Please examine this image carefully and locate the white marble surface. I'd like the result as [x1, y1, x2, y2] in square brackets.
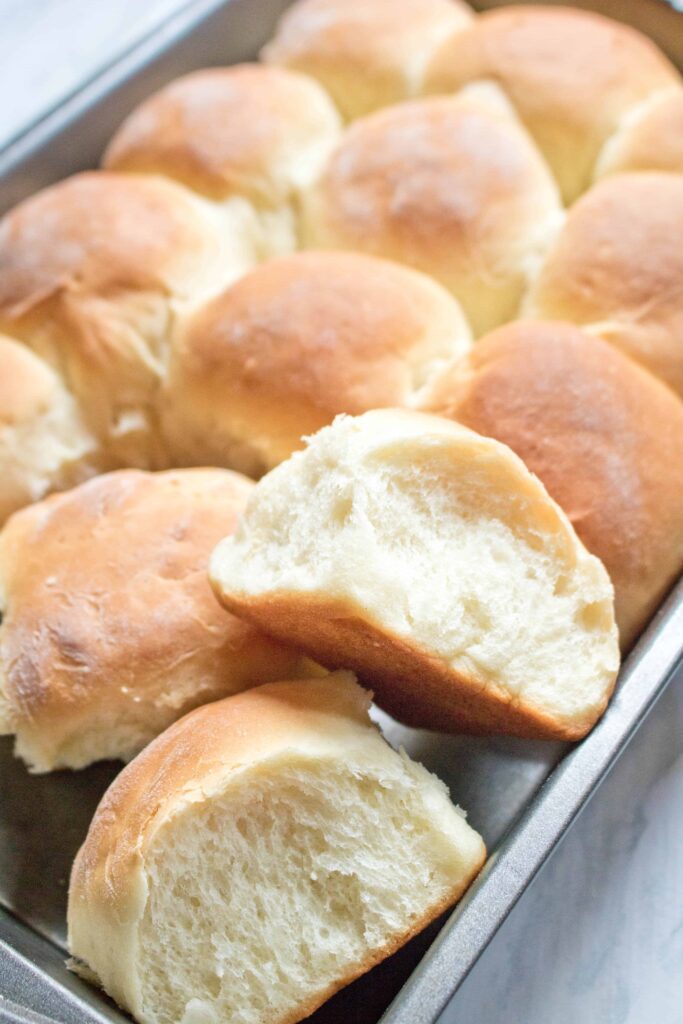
[0, 3, 681, 1022]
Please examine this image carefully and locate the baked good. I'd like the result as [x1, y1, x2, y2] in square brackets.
[419, 321, 683, 650]
[162, 250, 471, 476]
[425, 5, 679, 201]
[0, 334, 100, 523]
[210, 410, 619, 740]
[595, 86, 683, 179]
[262, 0, 474, 120]
[104, 64, 341, 257]
[0, 171, 257, 465]
[68, 673, 486, 1024]
[527, 172, 683, 397]
[0, 468, 314, 772]
[302, 88, 562, 336]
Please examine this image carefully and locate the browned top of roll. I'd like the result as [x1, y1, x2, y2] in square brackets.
[425, 5, 678, 202]
[419, 320, 683, 648]
[303, 91, 561, 336]
[104, 65, 341, 205]
[528, 172, 683, 398]
[262, 0, 473, 120]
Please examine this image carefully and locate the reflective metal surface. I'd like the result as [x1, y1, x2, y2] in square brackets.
[0, 2, 681, 1022]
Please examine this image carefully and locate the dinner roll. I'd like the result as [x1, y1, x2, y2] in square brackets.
[527, 173, 683, 397]
[0, 334, 100, 524]
[595, 87, 683, 179]
[104, 65, 341, 257]
[419, 321, 683, 650]
[303, 91, 562, 336]
[0, 172, 257, 465]
[425, 5, 679, 202]
[163, 251, 471, 476]
[0, 468, 313, 772]
[262, 0, 474, 121]
[210, 411, 619, 740]
[68, 673, 486, 1024]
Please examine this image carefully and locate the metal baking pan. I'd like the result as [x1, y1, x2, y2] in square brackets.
[0, 1, 681, 1022]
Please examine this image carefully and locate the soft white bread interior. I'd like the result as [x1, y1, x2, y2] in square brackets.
[104, 64, 341, 259]
[0, 171, 258, 466]
[0, 333, 100, 524]
[425, 4, 680, 202]
[418, 320, 683, 651]
[594, 86, 683, 179]
[527, 172, 683, 398]
[210, 411, 619, 740]
[68, 673, 486, 1024]
[262, 0, 474, 121]
[302, 89, 562, 336]
[0, 468, 314, 772]
[162, 250, 471, 476]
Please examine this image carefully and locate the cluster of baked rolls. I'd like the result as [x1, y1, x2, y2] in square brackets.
[1, 3, 682, 1024]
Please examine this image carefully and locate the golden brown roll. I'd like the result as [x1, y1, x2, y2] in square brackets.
[303, 90, 562, 337]
[0, 468, 315, 772]
[425, 5, 679, 202]
[211, 410, 619, 741]
[419, 321, 683, 649]
[0, 172, 258, 465]
[262, 0, 474, 121]
[104, 65, 341, 257]
[162, 251, 472, 476]
[0, 333, 100, 524]
[527, 172, 683, 398]
[595, 86, 683, 179]
[68, 673, 485, 1024]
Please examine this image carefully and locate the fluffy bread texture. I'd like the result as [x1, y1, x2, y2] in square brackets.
[262, 0, 473, 121]
[68, 673, 486, 1024]
[210, 411, 619, 740]
[104, 65, 341, 257]
[419, 321, 683, 650]
[162, 251, 472, 476]
[425, 5, 679, 202]
[0, 468, 313, 772]
[0, 172, 257, 465]
[0, 334, 100, 523]
[595, 87, 683, 179]
[302, 89, 562, 336]
[527, 172, 683, 398]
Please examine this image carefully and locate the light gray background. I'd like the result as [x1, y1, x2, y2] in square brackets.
[0, 3, 681, 1022]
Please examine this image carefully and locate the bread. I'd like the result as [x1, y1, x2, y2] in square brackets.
[162, 251, 472, 476]
[68, 672, 486, 1024]
[425, 5, 679, 202]
[0, 334, 100, 524]
[262, 0, 474, 121]
[419, 321, 683, 650]
[527, 172, 683, 398]
[210, 410, 619, 740]
[0, 172, 258, 465]
[302, 89, 562, 336]
[595, 86, 683, 179]
[0, 468, 315, 772]
[104, 65, 341, 258]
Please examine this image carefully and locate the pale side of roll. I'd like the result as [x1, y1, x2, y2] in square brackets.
[262, 0, 474, 121]
[425, 4, 679, 202]
[0, 468, 315, 772]
[418, 320, 683, 650]
[68, 673, 486, 1024]
[162, 250, 472, 476]
[302, 89, 563, 337]
[104, 64, 342, 259]
[0, 172, 259, 466]
[0, 334, 101, 524]
[594, 86, 683, 179]
[210, 410, 619, 740]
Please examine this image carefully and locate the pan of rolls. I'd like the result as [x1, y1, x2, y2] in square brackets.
[0, 2, 682, 1023]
